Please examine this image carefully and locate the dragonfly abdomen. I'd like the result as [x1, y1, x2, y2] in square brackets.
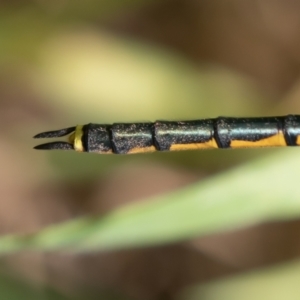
[34, 115, 300, 154]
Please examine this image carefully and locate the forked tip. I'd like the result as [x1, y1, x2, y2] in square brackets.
[33, 126, 77, 151]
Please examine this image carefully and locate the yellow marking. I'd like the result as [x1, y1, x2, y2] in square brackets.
[127, 145, 156, 154]
[99, 149, 113, 154]
[230, 132, 286, 148]
[71, 125, 84, 152]
[296, 135, 300, 146]
[170, 139, 218, 151]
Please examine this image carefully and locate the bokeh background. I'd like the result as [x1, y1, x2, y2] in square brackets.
[2, 1, 300, 299]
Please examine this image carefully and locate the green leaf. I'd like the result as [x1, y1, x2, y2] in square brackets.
[178, 259, 300, 300]
[0, 148, 300, 253]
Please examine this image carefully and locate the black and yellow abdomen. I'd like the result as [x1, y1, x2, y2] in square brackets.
[33, 115, 300, 154]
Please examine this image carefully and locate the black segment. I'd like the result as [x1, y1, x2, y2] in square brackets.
[83, 124, 112, 153]
[283, 115, 300, 146]
[215, 117, 283, 148]
[111, 123, 153, 154]
[154, 120, 214, 151]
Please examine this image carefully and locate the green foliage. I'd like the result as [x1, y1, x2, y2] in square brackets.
[0, 148, 299, 253]
[178, 259, 300, 300]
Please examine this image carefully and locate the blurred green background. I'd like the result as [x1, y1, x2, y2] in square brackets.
[2, 1, 300, 299]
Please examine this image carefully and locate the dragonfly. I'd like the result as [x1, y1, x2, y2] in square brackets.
[33, 115, 300, 154]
